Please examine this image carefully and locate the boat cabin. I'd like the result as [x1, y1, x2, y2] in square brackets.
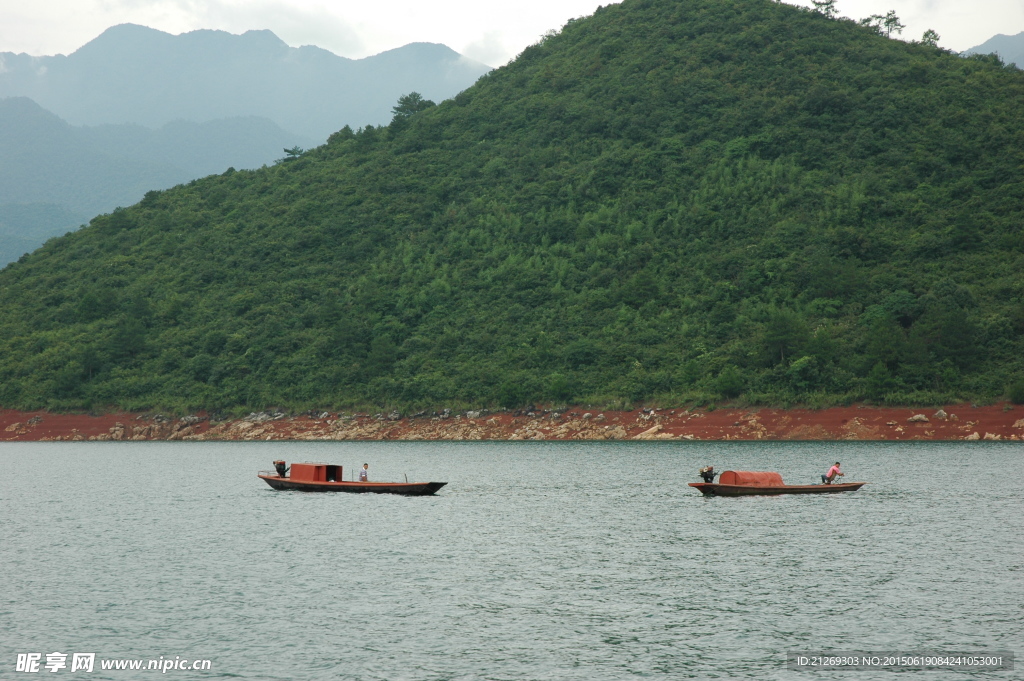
[718, 470, 784, 486]
[289, 462, 343, 482]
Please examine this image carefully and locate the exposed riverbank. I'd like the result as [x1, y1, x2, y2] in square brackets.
[3, 404, 1022, 442]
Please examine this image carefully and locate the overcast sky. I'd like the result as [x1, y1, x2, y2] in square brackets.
[1, 0, 1021, 66]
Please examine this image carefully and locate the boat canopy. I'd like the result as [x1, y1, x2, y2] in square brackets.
[290, 462, 343, 482]
[718, 470, 784, 486]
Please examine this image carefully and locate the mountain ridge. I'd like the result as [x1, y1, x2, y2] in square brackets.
[0, 96, 315, 265]
[0, 24, 492, 138]
[964, 31, 1024, 68]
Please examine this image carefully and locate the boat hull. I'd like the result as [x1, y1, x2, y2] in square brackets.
[688, 481, 867, 496]
[259, 475, 446, 495]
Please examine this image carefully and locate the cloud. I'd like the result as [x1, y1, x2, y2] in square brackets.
[94, 0, 366, 55]
[461, 31, 511, 67]
[202, 1, 366, 55]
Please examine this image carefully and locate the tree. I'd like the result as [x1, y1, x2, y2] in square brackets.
[763, 310, 809, 365]
[859, 14, 884, 34]
[921, 29, 940, 47]
[327, 125, 355, 144]
[865, 315, 905, 371]
[787, 355, 821, 392]
[715, 366, 745, 398]
[862, 11, 904, 37]
[865, 362, 897, 400]
[277, 146, 304, 163]
[883, 11, 905, 37]
[110, 316, 147, 360]
[547, 373, 573, 402]
[1009, 379, 1024, 404]
[811, 0, 838, 19]
[391, 92, 436, 125]
[498, 379, 528, 408]
[366, 335, 398, 377]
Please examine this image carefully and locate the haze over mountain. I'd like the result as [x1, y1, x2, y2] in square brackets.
[0, 24, 493, 140]
[0, 0, 1022, 413]
[0, 96, 315, 265]
[964, 31, 1024, 68]
[0, 25, 490, 264]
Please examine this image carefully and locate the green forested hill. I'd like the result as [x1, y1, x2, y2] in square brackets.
[1, 0, 1023, 413]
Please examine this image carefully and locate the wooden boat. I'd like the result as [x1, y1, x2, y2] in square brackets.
[689, 470, 867, 496]
[259, 462, 446, 496]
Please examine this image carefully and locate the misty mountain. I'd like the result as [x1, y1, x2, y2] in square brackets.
[0, 96, 315, 264]
[0, 203, 86, 268]
[0, 24, 492, 140]
[964, 31, 1024, 68]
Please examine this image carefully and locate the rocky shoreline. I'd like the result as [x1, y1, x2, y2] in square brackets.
[3, 403, 1023, 442]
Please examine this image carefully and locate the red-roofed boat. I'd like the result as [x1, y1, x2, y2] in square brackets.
[259, 462, 446, 495]
[689, 470, 867, 496]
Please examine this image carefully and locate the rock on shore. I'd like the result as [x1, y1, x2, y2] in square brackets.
[2, 404, 1023, 442]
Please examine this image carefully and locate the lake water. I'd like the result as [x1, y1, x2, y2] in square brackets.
[1, 441, 1020, 680]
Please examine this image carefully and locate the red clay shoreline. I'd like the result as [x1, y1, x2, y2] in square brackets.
[2, 404, 1022, 442]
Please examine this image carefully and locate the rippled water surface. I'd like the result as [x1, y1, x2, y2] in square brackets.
[2, 441, 1020, 679]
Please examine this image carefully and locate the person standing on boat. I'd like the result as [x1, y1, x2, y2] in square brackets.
[359, 463, 369, 482]
[822, 461, 843, 484]
[699, 465, 717, 483]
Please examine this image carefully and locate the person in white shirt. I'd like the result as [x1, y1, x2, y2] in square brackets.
[359, 463, 368, 482]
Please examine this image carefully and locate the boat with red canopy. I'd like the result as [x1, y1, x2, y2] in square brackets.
[259, 461, 446, 496]
[689, 470, 867, 496]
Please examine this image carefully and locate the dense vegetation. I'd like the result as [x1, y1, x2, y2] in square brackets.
[1, 0, 1023, 413]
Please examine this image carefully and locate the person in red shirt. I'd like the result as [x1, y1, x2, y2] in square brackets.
[822, 461, 843, 484]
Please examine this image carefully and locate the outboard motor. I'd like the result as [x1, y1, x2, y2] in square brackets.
[274, 460, 289, 477]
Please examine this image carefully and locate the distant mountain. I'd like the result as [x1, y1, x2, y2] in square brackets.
[0, 203, 86, 267]
[964, 31, 1024, 68]
[75, 116, 317, 179]
[0, 24, 492, 139]
[0, 25, 490, 263]
[0, 96, 315, 264]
